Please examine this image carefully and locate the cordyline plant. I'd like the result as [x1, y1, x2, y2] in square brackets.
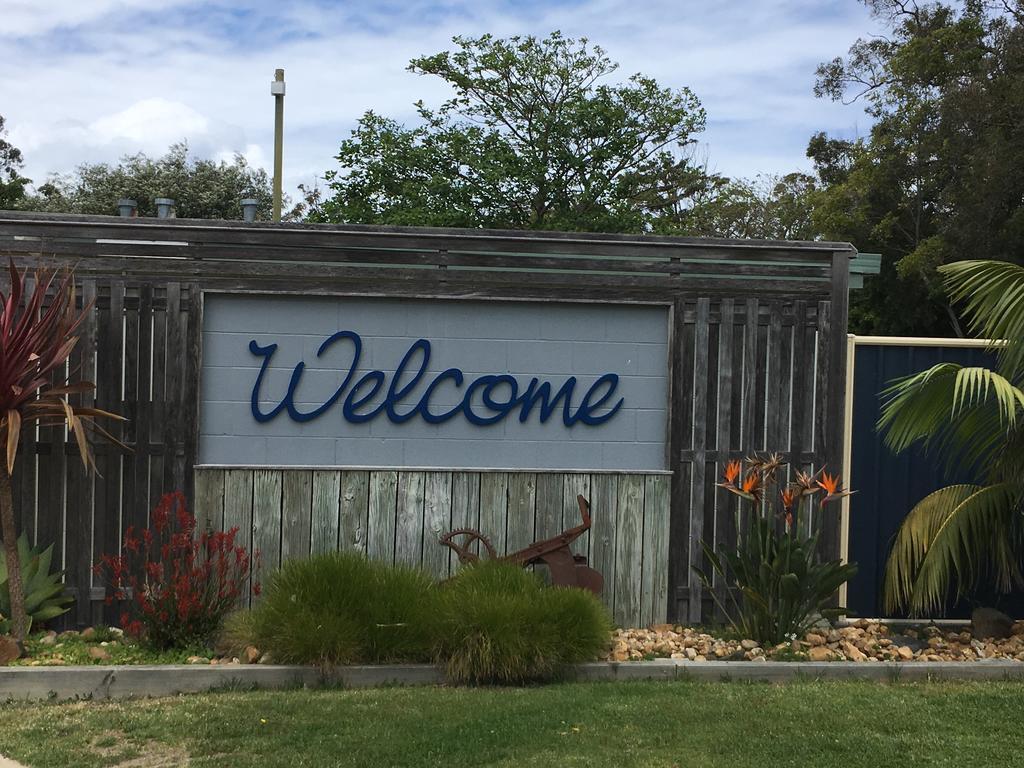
[0, 263, 124, 643]
[95, 492, 257, 649]
[693, 454, 857, 646]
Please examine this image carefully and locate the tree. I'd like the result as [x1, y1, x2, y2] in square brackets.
[810, 0, 1024, 336]
[0, 115, 29, 210]
[313, 32, 710, 233]
[22, 142, 274, 220]
[0, 266, 123, 644]
[879, 260, 1024, 615]
[672, 173, 820, 241]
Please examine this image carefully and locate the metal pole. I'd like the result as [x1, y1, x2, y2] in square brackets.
[271, 68, 286, 222]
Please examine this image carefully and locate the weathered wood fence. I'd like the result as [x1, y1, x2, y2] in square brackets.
[0, 211, 853, 628]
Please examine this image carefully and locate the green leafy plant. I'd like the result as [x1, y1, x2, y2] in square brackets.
[436, 561, 612, 685]
[0, 534, 72, 634]
[694, 454, 857, 646]
[879, 260, 1024, 615]
[244, 552, 439, 666]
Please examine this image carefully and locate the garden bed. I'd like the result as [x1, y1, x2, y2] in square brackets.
[604, 619, 1024, 663]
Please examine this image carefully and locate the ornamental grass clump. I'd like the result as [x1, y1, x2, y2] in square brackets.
[436, 561, 612, 685]
[246, 552, 439, 666]
[694, 454, 857, 647]
[95, 491, 256, 649]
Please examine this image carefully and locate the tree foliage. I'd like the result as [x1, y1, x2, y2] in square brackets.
[810, 0, 1024, 336]
[22, 142, 274, 220]
[0, 116, 29, 210]
[313, 32, 712, 233]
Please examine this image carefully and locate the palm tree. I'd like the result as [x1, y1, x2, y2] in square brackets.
[879, 260, 1024, 616]
[0, 264, 123, 643]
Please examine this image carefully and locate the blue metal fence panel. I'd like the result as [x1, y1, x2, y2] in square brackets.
[846, 341, 995, 618]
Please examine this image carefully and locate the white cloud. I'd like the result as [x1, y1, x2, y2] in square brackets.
[1, 0, 881, 201]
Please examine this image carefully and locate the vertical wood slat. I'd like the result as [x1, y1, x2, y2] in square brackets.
[533, 473, 563, 541]
[133, 285, 153, 531]
[613, 474, 644, 628]
[686, 298, 710, 624]
[222, 469, 254, 602]
[588, 473, 618, 614]
[641, 474, 671, 625]
[280, 470, 312, 561]
[478, 473, 508, 556]
[183, 284, 202, 504]
[821, 251, 850, 561]
[395, 472, 425, 566]
[252, 469, 283, 581]
[339, 470, 370, 553]
[310, 470, 341, 554]
[421, 471, 453, 578]
[504, 473, 535, 555]
[14, 275, 36, 544]
[367, 471, 398, 562]
[713, 298, 737, 602]
[70, 280, 97, 625]
[562, 473, 590, 558]
[162, 283, 183, 492]
[99, 282, 125, 572]
[194, 469, 225, 533]
[148, 289, 166, 511]
[449, 472, 480, 572]
[666, 299, 688, 624]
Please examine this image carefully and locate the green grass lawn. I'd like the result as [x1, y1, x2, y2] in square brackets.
[1, 680, 1022, 767]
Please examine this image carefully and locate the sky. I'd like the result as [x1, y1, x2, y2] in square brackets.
[1, 0, 881, 205]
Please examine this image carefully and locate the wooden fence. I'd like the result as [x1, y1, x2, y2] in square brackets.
[0, 211, 853, 628]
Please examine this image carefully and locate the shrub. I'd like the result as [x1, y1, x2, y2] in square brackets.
[694, 455, 858, 646]
[0, 534, 72, 634]
[436, 561, 612, 685]
[95, 491, 255, 649]
[246, 552, 439, 666]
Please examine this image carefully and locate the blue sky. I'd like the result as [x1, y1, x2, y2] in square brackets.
[2, 0, 881, 203]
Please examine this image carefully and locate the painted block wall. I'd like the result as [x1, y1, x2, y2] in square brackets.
[200, 294, 670, 470]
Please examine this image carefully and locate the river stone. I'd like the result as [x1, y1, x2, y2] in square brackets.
[972, 607, 1014, 640]
[888, 634, 927, 652]
[0, 635, 20, 665]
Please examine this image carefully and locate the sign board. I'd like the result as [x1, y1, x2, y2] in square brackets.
[200, 294, 669, 470]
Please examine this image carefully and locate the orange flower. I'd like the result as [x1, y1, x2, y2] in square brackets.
[781, 486, 798, 512]
[817, 471, 854, 503]
[723, 459, 742, 485]
[741, 472, 763, 501]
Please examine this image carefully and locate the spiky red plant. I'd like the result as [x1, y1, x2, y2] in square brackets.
[0, 263, 123, 643]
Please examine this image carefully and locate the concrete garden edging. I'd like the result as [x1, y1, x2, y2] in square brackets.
[2, 660, 1024, 701]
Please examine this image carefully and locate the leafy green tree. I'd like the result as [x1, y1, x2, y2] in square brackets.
[23, 142, 274, 220]
[879, 260, 1024, 615]
[313, 32, 709, 233]
[0, 115, 30, 210]
[673, 173, 820, 241]
[810, 0, 1024, 336]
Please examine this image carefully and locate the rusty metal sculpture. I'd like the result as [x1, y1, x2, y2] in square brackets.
[439, 494, 604, 595]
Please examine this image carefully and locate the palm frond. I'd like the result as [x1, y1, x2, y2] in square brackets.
[879, 363, 1023, 472]
[940, 260, 1024, 378]
[883, 482, 1024, 616]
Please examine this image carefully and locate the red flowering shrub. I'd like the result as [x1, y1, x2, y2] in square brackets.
[95, 491, 258, 649]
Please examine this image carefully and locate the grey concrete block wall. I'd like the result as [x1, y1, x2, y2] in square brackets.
[200, 294, 669, 470]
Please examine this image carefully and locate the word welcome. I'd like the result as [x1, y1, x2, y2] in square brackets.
[248, 331, 624, 428]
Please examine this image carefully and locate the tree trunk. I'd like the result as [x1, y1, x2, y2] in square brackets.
[0, 462, 28, 643]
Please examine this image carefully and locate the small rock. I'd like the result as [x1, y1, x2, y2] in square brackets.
[889, 634, 927, 652]
[650, 623, 674, 633]
[896, 646, 914, 661]
[258, 652, 274, 665]
[740, 639, 759, 651]
[841, 641, 867, 661]
[0, 636, 21, 665]
[57, 630, 79, 639]
[38, 631, 57, 646]
[242, 645, 261, 664]
[972, 607, 1014, 640]
[808, 646, 835, 662]
[684, 647, 697, 661]
[87, 646, 110, 661]
[186, 656, 209, 664]
[81, 627, 96, 640]
[694, 654, 707, 662]
[805, 633, 826, 647]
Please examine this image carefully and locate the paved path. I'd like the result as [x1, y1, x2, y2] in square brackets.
[0, 756, 27, 768]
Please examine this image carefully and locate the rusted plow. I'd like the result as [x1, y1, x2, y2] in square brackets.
[439, 494, 604, 595]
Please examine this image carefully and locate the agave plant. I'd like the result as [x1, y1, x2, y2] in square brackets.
[0, 263, 124, 643]
[879, 260, 1024, 616]
[0, 533, 72, 634]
